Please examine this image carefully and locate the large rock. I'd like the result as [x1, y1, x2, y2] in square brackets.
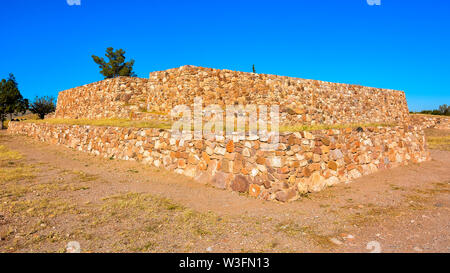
[211, 171, 227, 189]
[231, 175, 249, 193]
[275, 189, 297, 202]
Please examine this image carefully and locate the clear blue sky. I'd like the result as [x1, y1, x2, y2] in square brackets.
[1, 0, 449, 111]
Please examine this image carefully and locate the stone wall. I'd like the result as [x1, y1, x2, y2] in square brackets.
[55, 66, 410, 126]
[8, 122, 429, 202]
[410, 114, 450, 130]
[54, 77, 167, 121]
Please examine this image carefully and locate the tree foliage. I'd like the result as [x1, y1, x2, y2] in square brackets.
[438, 104, 450, 115]
[0, 74, 28, 129]
[0, 81, 6, 129]
[92, 47, 137, 79]
[419, 104, 450, 116]
[30, 96, 56, 119]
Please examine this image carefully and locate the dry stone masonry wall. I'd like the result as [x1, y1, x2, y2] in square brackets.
[410, 114, 450, 130]
[8, 122, 429, 202]
[13, 66, 436, 202]
[55, 77, 168, 121]
[55, 66, 410, 126]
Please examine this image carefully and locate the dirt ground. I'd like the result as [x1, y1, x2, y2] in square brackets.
[0, 129, 449, 253]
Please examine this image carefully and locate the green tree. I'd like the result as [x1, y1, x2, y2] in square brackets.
[420, 104, 450, 116]
[92, 47, 137, 79]
[1, 74, 28, 120]
[438, 104, 449, 115]
[0, 74, 28, 129]
[252, 64, 256, 73]
[0, 80, 7, 129]
[30, 96, 56, 119]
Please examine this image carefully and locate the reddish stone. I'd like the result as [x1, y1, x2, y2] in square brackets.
[256, 156, 266, 165]
[313, 147, 322, 155]
[253, 141, 260, 150]
[231, 175, 249, 192]
[279, 166, 290, 174]
[226, 140, 235, 153]
[303, 167, 312, 178]
[252, 176, 264, 186]
[263, 179, 271, 189]
[202, 151, 210, 164]
[249, 184, 261, 197]
[177, 159, 186, 168]
[287, 134, 296, 145]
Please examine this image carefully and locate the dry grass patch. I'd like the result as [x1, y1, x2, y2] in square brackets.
[274, 220, 340, 249]
[0, 145, 34, 184]
[22, 118, 396, 133]
[70, 192, 229, 252]
[1, 198, 79, 218]
[279, 122, 396, 132]
[98, 192, 223, 236]
[424, 128, 450, 150]
[0, 166, 35, 184]
[426, 136, 450, 151]
[25, 118, 172, 130]
[0, 145, 23, 162]
[17, 113, 40, 121]
[71, 170, 99, 182]
[405, 181, 450, 210]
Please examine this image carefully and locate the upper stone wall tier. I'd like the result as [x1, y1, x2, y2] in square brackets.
[55, 77, 152, 120]
[55, 66, 411, 125]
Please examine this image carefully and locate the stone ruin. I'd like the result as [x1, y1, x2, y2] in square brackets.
[9, 66, 432, 202]
[54, 65, 410, 125]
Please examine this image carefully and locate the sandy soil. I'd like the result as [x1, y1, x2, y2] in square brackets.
[0, 129, 449, 253]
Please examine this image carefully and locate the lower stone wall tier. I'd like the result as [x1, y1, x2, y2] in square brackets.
[410, 114, 450, 130]
[8, 122, 430, 202]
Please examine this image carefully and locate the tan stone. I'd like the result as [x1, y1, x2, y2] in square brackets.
[242, 148, 251, 157]
[187, 154, 199, 165]
[233, 159, 243, 174]
[328, 161, 338, 171]
[275, 189, 297, 202]
[303, 131, 314, 140]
